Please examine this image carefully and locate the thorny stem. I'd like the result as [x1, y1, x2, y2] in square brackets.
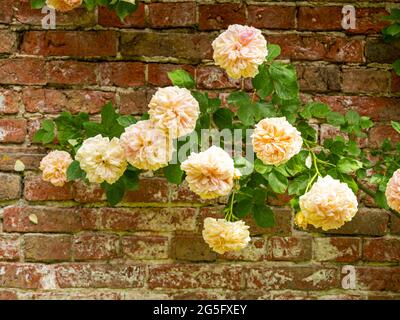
[225, 182, 239, 222]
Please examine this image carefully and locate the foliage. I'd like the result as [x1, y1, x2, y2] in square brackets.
[382, 8, 400, 75]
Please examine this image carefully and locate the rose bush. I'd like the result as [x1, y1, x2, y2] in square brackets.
[34, 24, 400, 255]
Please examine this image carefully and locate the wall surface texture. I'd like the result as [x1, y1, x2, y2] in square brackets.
[1, 0, 400, 300]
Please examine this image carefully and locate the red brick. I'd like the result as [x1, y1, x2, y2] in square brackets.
[199, 4, 246, 30]
[267, 236, 312, 261]
[0, 89, 20, 114]
[98, 4, 146, 28]
[120, 31, 214, 62]
[22, 88, 115, 114]
[0, 234, 20, 261]
[196, 66, 241, 89]
[268, 34, 364, 63]
[170, 181, 217, 204]
[118, 90, 149, 115]
[0, 30, 16, 53]
[342, 68, 390, 94]
[320, 124, 367, 148]
[170, 235, 216, 261]
[349, 267, 400, 292]
[392, 71, 400, 93]
[148, 264, 244, 290]
[363, 238, 400, 262]
[0, 119, 27, 143]
[296, 64, 341, 92]
[391, 213, 400, 235]
[298, 7, 342, 31]
[18, 290, 122, 300]
[369, 124, 400, 148]
[46, 61, 97, 85]
[0, 146, 44, 171]
[314, 237, 361, 262]
[0, 59, 46, 85]
[14, 0, 96, 26]
[99, 62, 145, 87]
[55, 263, 145, 288]
[221, 238, 266, 261]
[0, 290, 17, 300]
[248, 266, 339, 290]
[348, 8, 390, 34]
[314, 96, 400, 121]
[0, 0, 13, 23]
[24, 234, 71, 262]
[148, 3, 196, 28]
[3, 206, 83, 233]
[24, 173, 74, 201]
[0, 173, 21, 200]
[247, 5, 295, 29]
[124, 178, 169, 202]
[21, 31, 117, 57]
[122, 235, 169, 260]
[27, 118, 42, 143]
[148, 64, 195, 87]
[0, 263, 49, 289]
[73, 233, 119, 261]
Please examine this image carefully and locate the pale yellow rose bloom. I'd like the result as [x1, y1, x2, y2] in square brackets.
[385, 169, 400, 212]
[46, 0, 82, 12]
[39, 150, 72, 187]
[252, 117, 303, 165]
[212, 24, 268, 79]
[202, 217, 251, 254]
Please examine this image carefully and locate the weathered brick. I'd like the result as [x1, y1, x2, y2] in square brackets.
[170, 235, 216, 261]
[196, 66, 241, 89]
[0, 263, 50, 289]
[0, 30, 16, 53]
[99, 62, 145, 87]
[267, 236, 312, 261]
[0, 173, 21, 200]
[17, 290, 122, 300]
[363, 238, 400, 262]
[391, 213, 400, 235]
[366, 38, 400, 63]
[46, 61, 97, 85]
[348, 267, 400, 292]
[221, 238, 266, 261]
[369, 124, 400, 148]
[55, 263, 146, 288]
[342, 68, 390, 94]
[98, 4, 146, 28]
[348, 8, 390, 34]
[0, 0, 13, 23]
[0, 234, 20, 261]
[3, 206, 83, 233]
[73, 233, 119, 261]
[0, 290, 17, 300]
[247, 5, 295, 29]
[0, 89, 20, 114]
[392, 70, 400, 93]
[0, 119, 27, 143]
[148, 264, 244, 290]
[297, 6, 342, 31]
[296, 64, 341, 92]
[148, 64, 195, 87]
[24, 234, 71, 262]
[120, 32, 214, 62]
[124, 178, 169, 203]
[118, 90, 149, 115]
[122, 235, 169, 260]
[248, 266, 339, 290]
[21, 31, 117, 57]
[0, 147, 44, 171]
[24, 173, 74, 201]
[148, 3, 196, 28]
[0, 59, 46, 85]
[314, 237, 361, 262]
[199, 4, 246, 30]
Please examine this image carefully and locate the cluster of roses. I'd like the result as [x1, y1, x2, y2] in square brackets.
[39, 24, 400, 255]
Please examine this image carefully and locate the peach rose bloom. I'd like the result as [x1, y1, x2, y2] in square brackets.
[298, 175, 358, 231]
[202, 218, 251, 254]
[385, 169, 400, 212]
[46, 0, 82, 12]
[252, 117, 303, 165]
[212, 24, 268, 79]
[120, 120, 173, 171]
[75, 135, 127, 184]
[148, 86, 200, 139]
[39, 150, 72, 187]
[181, 146, 235, 199]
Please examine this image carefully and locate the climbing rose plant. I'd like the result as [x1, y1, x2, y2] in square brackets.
[34, 24, 400, 255]
[31, 0, 138, 21]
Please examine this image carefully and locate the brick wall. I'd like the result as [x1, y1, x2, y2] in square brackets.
[0, 0, 400, 300]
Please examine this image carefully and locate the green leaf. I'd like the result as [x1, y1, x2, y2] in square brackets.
[253, 204, 275, 228]
[42, 120, 55, 132]
[84, 0, 97, 10]
[103, 179, 126, 206]
[345, 110, 360, 125]
[252, 64, 273, 99]
[374, 191, 389, 210]
[115, 1, 138, 21]
[385, 23, 400, 36]
[337, 158, 363, 174]
[167, 69, 195, 89]
[382, 8, 400, 22]
[254, 101, 277, 121]
[213, 108, 233, 129]
[83, 122, 104, 137]
[67, 160, 86, 181]
[268, 170, 288, 194]
[309, 102, 331, 118]
[252, 188, 267, 205]
[327, 112, 346, 126]
[288, 174, 309, 195]
[42, 131, 55, 144]
[360, 116, 373, 129]
[269, 62, 299, 100]
[192, 91, 208, 113]
[254, 159, 273, 175]
[123, 170, 139, 191]
[163, 164, 184, 185]
[392, 120, 400, 134]
[266, 44, 281, 61]
[233, 199, 253, 218]
[32, 129, 46, 143]
[234, 156, 253, 176]
[393, 59, 400, 76]
[101, 102, 118, 129]
[346, 140, 361, 156]
[117, 115, 137, 127]
[31, 0, 46, 9]
[237, 104, 255, 126]
[227, 91, 251, 107]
